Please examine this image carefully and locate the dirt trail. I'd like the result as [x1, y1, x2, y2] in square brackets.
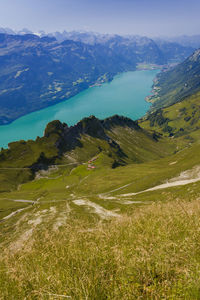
[53, 203, 71, 231]
[120, 166, 200, 197]
[73, 199, 119, 219]
[99, 182, 134, 199]
[2, 207, 29, 221]
[1, 197, 41, 222]
[13, 200, 35, 203]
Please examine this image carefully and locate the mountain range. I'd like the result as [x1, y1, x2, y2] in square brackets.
[0, 29, 196, 124]
[2, 27, 200, 48]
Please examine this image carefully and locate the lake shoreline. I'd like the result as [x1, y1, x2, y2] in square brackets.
[0, 73, 116, 127]
[0, 69, 159, 148]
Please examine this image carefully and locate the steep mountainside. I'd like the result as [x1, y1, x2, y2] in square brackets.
[1, 105, 200, 298]
[148, 48, 200, 109]
[153, 39, 194, 63]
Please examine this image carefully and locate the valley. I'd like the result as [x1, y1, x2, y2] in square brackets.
[1, 29, 200, 299]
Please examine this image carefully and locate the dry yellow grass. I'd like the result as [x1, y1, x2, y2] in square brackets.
[1, 197, 200, 299]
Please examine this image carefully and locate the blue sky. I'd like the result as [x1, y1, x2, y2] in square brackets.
[0, 0, 200, 37]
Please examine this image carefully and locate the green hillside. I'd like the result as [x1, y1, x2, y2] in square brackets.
[149, 49, 200, 109]
[141, 91, 200, 141]
[0, 115, 173, 194]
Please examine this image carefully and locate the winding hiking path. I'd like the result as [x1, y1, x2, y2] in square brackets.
[120, 177, 200, 197]
[0, 197, 41, 222]
[1, 207, 29, 222]
[73, 199, 119, 219]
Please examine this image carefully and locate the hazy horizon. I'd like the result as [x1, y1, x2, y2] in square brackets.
[2, 27, 200, 40]
[0, 0, 200, 37]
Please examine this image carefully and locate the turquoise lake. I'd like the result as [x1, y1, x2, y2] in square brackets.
[0, 70, 158, 148]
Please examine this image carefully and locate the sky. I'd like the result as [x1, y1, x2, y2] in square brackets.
[0, 0, 200, 37]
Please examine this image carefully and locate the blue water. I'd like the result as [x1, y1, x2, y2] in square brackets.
[0, 70, 158, 148]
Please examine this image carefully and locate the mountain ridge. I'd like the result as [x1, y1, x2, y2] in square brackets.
[0, 114, 170, 192]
